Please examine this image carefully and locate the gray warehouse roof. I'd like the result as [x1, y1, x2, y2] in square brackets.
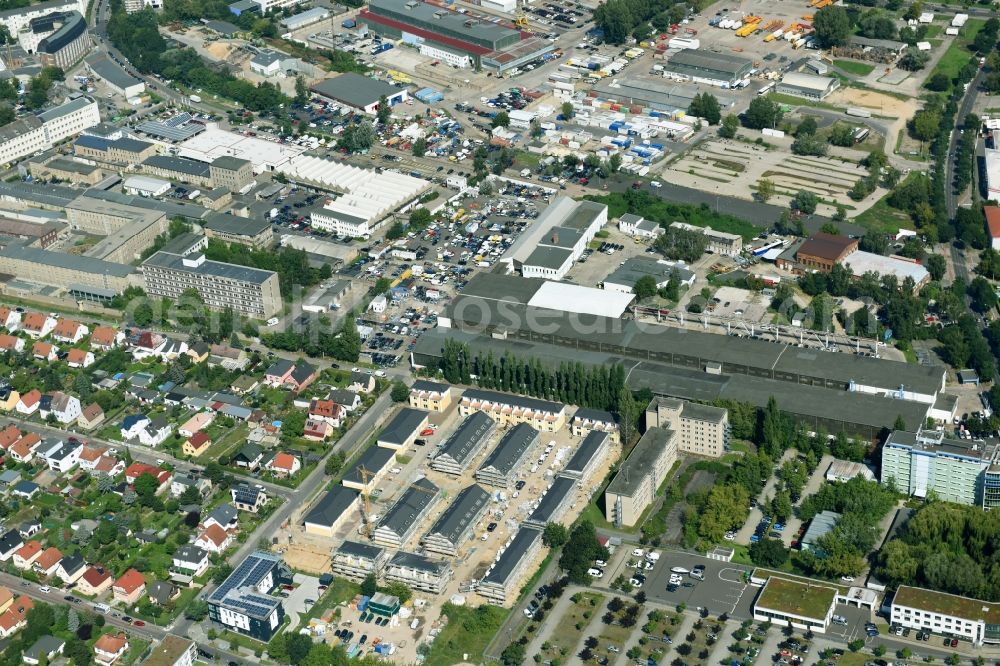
[667, 49, 753, 77]
[203, 212, 270, 237]
[144, 155, 211, 178]
[479, 422, 539, 477]
[605, 427, 674, 498]
[605, 257, 694, 288]
[423, 484, 490, 545]
[377, 477, 439, 536]
[311, 73, 404, 109]
[343, 445, 395, 486]
[85, 54, 142, 92]
[481, 525, 542, 585]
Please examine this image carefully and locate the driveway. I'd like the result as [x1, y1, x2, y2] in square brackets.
[285, 573, 322, 631]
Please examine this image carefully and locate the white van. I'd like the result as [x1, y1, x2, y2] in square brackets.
[93, 603, 111, 614]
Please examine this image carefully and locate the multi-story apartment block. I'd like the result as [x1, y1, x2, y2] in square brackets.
[430, 412, 496, 476]
[331, 541, 388, 582]
[644, 397, 730, 458]
[207, 551, 285, 641]
[141, 251, 282, 318]
[477, 526, 544, 605]
[384, 551, 452, 595]
[421, 484, 491, 557]
[475, 423, 539, 489]
[459, 388, 567, 432]
[0, 97, 100, 166]
[0, 0, 85, 36]
[881, 429, 998, 506]
[604, 427, 677, 527]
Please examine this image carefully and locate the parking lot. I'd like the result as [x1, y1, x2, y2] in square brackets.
[641, 551, 756, 620]
[285, 573, 323, 632]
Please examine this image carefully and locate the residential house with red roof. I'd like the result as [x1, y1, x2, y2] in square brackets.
[0, 335, 23, 353]
[93, 455, 125, 477]
[194, 524, 234, 555]
[32, 547, 62, 577]
[112, 569, 146, 605]
[31, 341, 56, 362]
[178, 412, 214, 438]
[89, 326, 123, 350]
[9, 433, 42, 462]
[94, 632, 129, 666]
[77, 446, 108, 471]
[0, 307, 21, 332]
[0, 594, 32, 638]
[20, 313, 55, 339]
[182, 432, 211, 458]
[12, 541, 42, 570]
[66, 348, 95, 368]
[15, 390, 40, 416]
[77, 566, 112, 596]
[266, 452, 301, 478]
[0, 424, 20, 451]
[308, 399, 343, 427]
[124, 463, 171, 490]
[52, 319, 88, 344]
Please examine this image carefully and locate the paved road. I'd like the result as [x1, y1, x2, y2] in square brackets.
[945, 68, 984, 220]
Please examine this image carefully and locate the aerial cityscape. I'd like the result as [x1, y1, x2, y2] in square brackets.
[0, 0, 995, 663]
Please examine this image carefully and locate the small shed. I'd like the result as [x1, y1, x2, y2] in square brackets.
[368, 592, 400, 617]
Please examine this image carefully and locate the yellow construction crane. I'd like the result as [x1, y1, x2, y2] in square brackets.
[514, 10, 529, 28]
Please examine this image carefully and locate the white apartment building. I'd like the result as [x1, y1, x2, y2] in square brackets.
[0, 96, 99, 166]
[644, 397, 730, 458]
[419, 43, 472, 68]
[124, 0, 162, 12]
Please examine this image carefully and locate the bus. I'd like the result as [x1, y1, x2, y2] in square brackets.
[757, 82, 775, 96]
[852, 127, 870, 143]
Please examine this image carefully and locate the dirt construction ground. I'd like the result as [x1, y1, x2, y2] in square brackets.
[282, 543, 332, 575]
[825, 87, 920, 154]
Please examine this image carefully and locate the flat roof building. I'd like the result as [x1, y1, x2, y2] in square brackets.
[664, 48, 753, 86]
[343, 445, 395, 491]
[372, 477, 440, 548]
[987, 149, 1000, 202]
[644, 397, 729, 458]
[431, 412, 497, 476]
[477, 525, 543, 605]
[603, 257, 696, 295]
[777, 72, 840, 100]
[207, 551, 285, 641]
[752, 576, 837, 634]
[501, 196, 607, 280]
[476, 422, 540, 488]
[421, 484, 491, 556]
[561, 430, 611, 484]
[0, 243, 137, 297]
[203, 213, 273, 249]
[605, 427, 677, 527]
[882, 429, 999, 507]
[303, 486, 360, 537]
[85, 54, 144, 98]
[141, 252, 282, 318]
[891, 585, 1000, 646]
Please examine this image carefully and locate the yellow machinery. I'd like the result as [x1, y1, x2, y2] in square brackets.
[514, 11, 529, 28]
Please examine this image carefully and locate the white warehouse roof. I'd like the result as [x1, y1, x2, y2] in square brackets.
[527, 280, 634, 318]
[177, 125, 306, 173]
[123, 175, 170, 193]
[780, 71, 839, 93]
[841, 251, 929, 285]
[280, 155, 430, 226]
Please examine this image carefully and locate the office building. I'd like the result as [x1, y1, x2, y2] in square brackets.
[644, 397, 729, 458]
[604, 427, 677, 527]
[384, 551, 452, 594]
[0, 0, 84, 36]
[421, 484, 491, 556]
[207, 551, 285, 641]
[141, 251, 282, 318]
[477, 526, 543, 605]
[372, 477, 440, 548]
[331, 541, 388, 581]
[476, 423, 539, 488]
[460, 388, 568, 432]
[310, 73, 408, 115]
[73, 135, 156, 165]
[430, 412, 496, 476]
[752, 576, 837, 634]
[881, 429, 999, 506]
[0, 97, 100, 166]
[891, 585, 1000, 646]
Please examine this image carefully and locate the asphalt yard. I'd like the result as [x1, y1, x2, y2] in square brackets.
[643, 551, 756, 620]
